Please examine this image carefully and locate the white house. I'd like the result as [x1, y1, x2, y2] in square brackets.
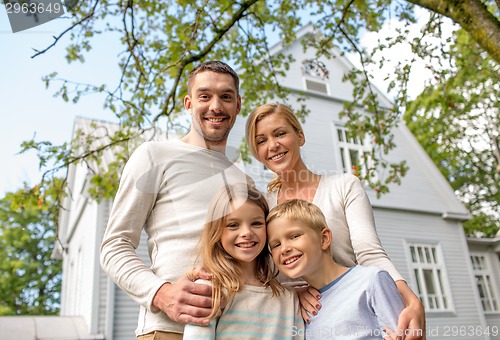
[6, 24, 498, 340]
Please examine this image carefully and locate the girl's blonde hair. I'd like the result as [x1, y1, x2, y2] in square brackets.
[200, 183, 283, 318]
[245, 103, 304, 193]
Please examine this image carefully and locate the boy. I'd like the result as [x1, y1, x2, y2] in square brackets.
[267, 199, 405, 340]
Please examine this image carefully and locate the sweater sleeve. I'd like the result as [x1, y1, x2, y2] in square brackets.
[100, 142, 167, 312]
[341, 174, 404, 282]
[183, 279, 217, 339]
[183, 319, 217, 340]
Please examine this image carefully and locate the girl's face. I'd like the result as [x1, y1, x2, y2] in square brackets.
[254, 113, 304, 174]
[220, 200, 267, 264]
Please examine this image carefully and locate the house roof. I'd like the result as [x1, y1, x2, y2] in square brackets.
[467, 236, 500, 254]
[0, 316, 103, 339]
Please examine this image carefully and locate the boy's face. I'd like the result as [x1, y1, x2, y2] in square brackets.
[267, 217, 325, 279]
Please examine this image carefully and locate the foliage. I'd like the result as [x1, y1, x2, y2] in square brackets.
[0, 178, 64, 315]
[21, 1, 499, 205]
[405, 29, 499, 237]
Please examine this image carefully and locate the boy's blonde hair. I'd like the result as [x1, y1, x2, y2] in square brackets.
[200, 183, 283, 319]
[267, 199, 328, 235]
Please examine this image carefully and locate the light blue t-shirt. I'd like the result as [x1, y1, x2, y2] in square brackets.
[305, 265, 404, 339]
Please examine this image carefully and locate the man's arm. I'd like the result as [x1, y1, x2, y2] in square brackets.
[100, 143, 167, 310]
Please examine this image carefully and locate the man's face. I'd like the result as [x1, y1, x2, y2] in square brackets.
[184, 71, 241, 147]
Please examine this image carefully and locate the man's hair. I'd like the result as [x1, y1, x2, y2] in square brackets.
[187, 60, 240, 95]
[267, 199, 327, 234]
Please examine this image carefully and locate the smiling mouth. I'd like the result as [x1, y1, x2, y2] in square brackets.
[206, 117, 225, 123]
[237, 241, 258, 248]
[269, 152, 286, 161]
[283, 255, 301, 265]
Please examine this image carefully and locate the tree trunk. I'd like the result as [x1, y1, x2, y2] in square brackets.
[408, 0, 500, 63]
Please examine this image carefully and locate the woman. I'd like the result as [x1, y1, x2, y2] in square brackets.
[245, 103, 425, 339]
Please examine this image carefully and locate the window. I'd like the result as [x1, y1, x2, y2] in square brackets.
[302, 59, 329, 95]
[302, 59, 329, 79]
[305, 79, 328, 94]
[408, 243, 452, 311]
[334, 125, 371, 176]
[470, 254, 499, 312]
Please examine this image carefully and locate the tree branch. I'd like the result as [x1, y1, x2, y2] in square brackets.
[31, 0, 100, 58]
[407, 0, 500, 64]
[152, 0, 260, 123]
[39, 127, 147, 185]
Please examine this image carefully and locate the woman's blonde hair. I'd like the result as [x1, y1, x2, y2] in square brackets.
[200, 183, 283, 318]
[245, 103, 304, 192]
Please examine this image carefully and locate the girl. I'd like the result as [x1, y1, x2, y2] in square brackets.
[245, 103, 425, 339]
[183, 183, 304, 339]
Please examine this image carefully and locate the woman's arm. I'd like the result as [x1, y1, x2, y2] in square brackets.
[340, 175, 426, 338]
[395, 280, 426, 340]
[341, 174, 403, 280]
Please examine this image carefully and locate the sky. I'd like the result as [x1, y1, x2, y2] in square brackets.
[0, 6, 446, 197]
[0, 9, 119, 195]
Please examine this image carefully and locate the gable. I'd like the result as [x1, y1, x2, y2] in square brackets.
[268, 24, 392, 108]
[233, 24, 469, 218]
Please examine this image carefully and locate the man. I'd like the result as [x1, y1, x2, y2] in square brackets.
[100, 61, 250, 340]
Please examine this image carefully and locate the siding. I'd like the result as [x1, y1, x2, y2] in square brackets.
[111, 231, 151, 340]
[112, 288, 139, 340]
[98, 268, 108, 336]
[97, 200, 111, 335]
[95, 199, 152, 340]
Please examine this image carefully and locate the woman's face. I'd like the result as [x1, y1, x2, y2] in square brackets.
[254, 113, 304, 174]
